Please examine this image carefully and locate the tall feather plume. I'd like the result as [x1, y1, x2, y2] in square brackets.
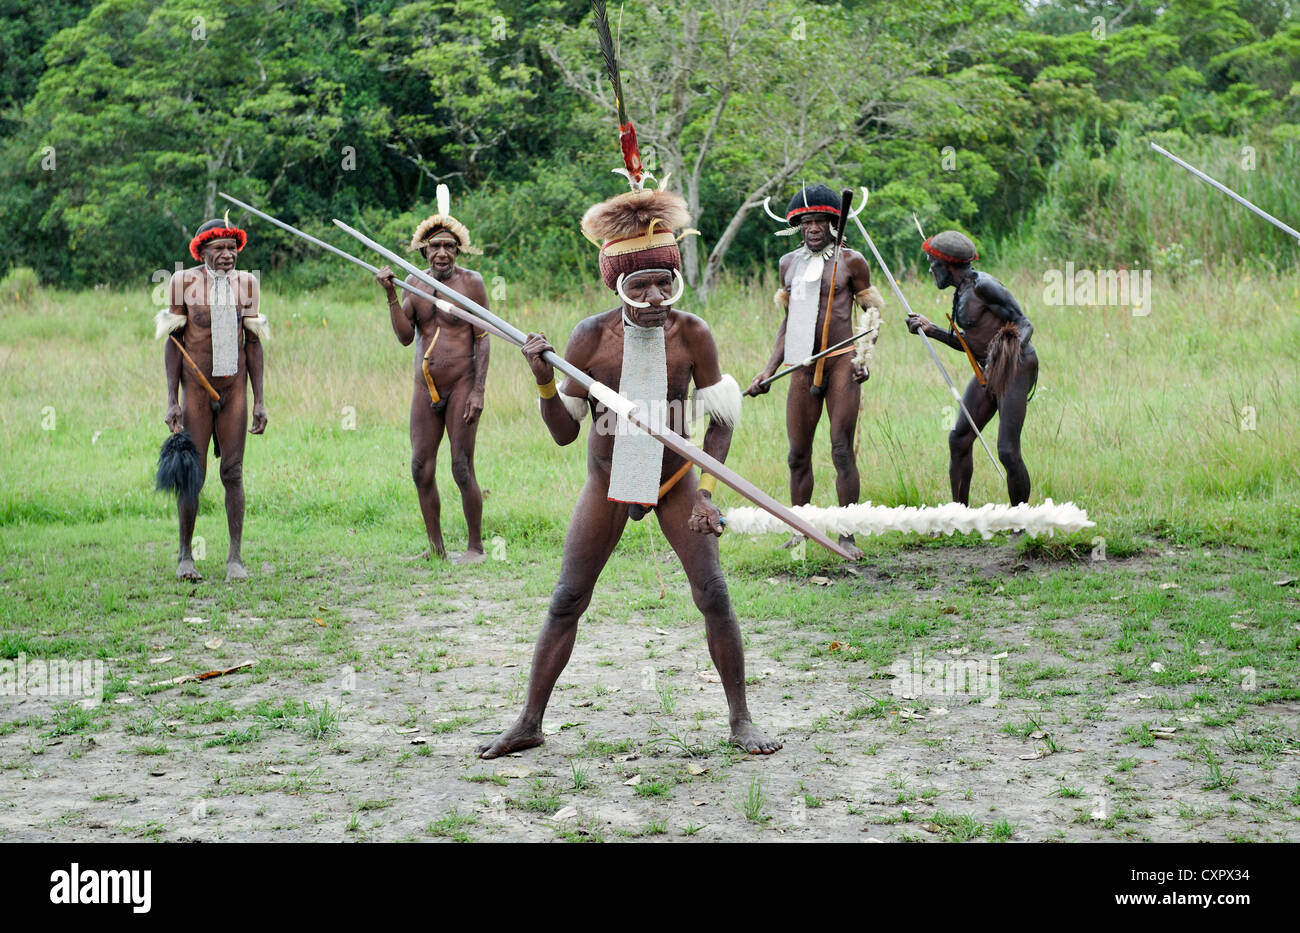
[436, 184, 450, 217]
[591, 0, 644, 188]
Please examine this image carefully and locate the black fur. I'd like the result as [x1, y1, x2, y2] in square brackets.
[156, 431, 204, 508]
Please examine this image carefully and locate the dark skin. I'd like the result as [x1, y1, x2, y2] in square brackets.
[746, 213, 871, 548]
[375, 230, 490, 564]
[906, 254, 1037, 505]
[477, 270, 781, 759]
[163, 237, 266, 582]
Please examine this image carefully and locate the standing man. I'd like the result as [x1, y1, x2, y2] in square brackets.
[905, 230, 1037, 505]
[375, 185, 490, 564]
[746, 184, 883, 547]
[155, 216, 268, 582]
[476, 184, 779, 758]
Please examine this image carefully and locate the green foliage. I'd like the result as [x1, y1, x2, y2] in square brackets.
[0, 265, 37, 304]
[0, 0, 1296, 287]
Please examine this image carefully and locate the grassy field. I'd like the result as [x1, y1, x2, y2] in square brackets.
[0, 261, 1297, 841]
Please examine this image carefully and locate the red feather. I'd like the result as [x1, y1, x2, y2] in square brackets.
[618, 121, 643, 184]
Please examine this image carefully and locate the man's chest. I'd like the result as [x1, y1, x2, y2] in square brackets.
[954, 284, 992, 331]
[784, 254, 851, 296]
[589, 337, 694, 399]
[185, 277, 252, 321]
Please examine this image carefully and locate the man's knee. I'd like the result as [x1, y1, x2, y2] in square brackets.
[450, 452, 474, 489]
[948, 429, 973, 456]
[218, 456, 242, 487]
[411, 454, 435, 487]
[830, 440, 856, 474]
[997, 440, 1022, 466]
[691, 571, 731, 617]
[787, 446, 812, 473]
[548, 581, 591, 622]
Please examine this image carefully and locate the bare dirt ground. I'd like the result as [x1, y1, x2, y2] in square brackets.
[2, 546, 1297, 842]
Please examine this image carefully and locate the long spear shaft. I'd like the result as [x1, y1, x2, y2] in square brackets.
[217, 192, 512, 341]
[1150, 142, 1300, 244]
[846, 211, 1004, 480]
[331, 218, 857, 560]
[811, 188, 854, 397]
[759, 328, 874, 389]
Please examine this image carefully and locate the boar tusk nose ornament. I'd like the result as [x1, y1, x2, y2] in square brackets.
[616, 269, 685, 309]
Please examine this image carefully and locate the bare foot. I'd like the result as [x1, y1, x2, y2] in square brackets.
[453, 548, 486, 566]
[731, 722, 782, 755]
[405, 547, 448, 562]
[176, 559, 202, 582]
[477, 721, 544, 759]
[838, 532, 856, 549]
[780, 534, 806, 550]
[226, 559, 248, 582]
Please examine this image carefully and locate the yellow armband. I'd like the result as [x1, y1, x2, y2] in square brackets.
[698, 473, 718, 495]
[538, 378, 557, 399]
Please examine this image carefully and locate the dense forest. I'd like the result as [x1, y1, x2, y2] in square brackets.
[0, 0, 1296, 294]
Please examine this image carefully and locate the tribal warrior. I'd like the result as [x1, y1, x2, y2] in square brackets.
[746, 184, 883, 546]
[156, 218, 269, 582]
[376, 186, 490, 563]
[906, 231, 1037, 505]
[477, 185, 780, 758]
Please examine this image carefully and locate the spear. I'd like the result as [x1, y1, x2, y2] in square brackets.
[217, 192, 512, 341]
[1150, 142, 1300, 244]
[331, 218, 858, 560]
[757, 328, 876, 390]
[810, 187, 854, 398]
[846, 190, 1003, 480]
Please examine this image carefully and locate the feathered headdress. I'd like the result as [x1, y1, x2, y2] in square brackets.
[410, 184, 481, 256]
[761, 182, 864, 237]
[584, 0, 695, 295]
[592, 0, 649, 191]
[189, 212, 247, 260]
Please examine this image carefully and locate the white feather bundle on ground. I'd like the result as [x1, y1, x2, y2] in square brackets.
[724, 499, 1094, 540]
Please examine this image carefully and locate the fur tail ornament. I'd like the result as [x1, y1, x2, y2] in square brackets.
[155, 431, 204, 508]
[983, 322, 1021, 398]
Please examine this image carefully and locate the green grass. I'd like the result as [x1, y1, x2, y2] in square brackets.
[569, 759, 591, 791]
[734, 775, 769, 824]
[301, 702, 344, 741]
[2, 270, 1299, 842]
[427, 809, 477, 842]
[929, 810, 984, 842]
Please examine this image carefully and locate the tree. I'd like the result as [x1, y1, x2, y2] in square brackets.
[542, 0, 1024, 299]
[7, 0, 346, 282]
[354, 0, 542, 187]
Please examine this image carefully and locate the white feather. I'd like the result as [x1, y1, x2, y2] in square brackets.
[692, 374, 742, 429]
[853, 308, 881, 370]
[243, 314, 270, 341]
[437, 184, 450, 217]
[154, 309, 187, 339]
[558, 391, 589, 423]
[724, 499, 1094, 540]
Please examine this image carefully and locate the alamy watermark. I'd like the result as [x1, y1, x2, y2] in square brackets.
[592, 398, 702, 437]
[890, 650, 1000, 703]
[1, 653, 104, 704]
[1042, 262, 1152, 315]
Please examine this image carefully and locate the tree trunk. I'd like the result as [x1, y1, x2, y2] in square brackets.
[682, 169, 701, 288]
[699, 200, 758, 301]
